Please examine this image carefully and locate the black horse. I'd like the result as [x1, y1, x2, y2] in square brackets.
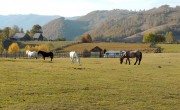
[38, 51, 54, 61]
[120, 50, 142, 65]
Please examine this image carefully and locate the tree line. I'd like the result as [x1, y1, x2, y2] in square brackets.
[143, 31, 177, 43]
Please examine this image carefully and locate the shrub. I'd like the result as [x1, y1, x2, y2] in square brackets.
[83, 49, 91, 57]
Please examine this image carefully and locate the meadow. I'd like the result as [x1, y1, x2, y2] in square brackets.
[0, 53, 179, 110]
[156, 44, 180, 53]
[63, 42, 154, 52]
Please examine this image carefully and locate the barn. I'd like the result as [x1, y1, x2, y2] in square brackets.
[90, 46, 103, 58]
[11, 33, 31, 41]
[33, 33, 44, 41]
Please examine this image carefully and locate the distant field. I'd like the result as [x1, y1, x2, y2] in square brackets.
[63, 42, 154, 52]
[156, 44, 180, 53]
[20, 41, 78, 50]
[0, 53, 179, 109]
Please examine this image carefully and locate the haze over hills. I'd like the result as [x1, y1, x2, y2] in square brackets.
[43, 5, 180, 41]
[0, 5, 180, 42]
[0, 14, 61, 31]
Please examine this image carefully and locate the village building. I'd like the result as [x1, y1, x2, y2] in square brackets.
[90, 46, 103, 58]
[11, 33, 31, 41]
[33, 33, 44, 41]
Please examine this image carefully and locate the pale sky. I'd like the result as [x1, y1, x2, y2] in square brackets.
[0, 0, 179, 17]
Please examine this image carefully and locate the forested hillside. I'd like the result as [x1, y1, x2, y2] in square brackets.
[42, 5, 180, 41]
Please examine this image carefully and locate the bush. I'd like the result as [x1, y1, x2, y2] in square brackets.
[83, 49, 91, 57]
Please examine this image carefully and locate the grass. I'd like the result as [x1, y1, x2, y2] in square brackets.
[0, 53, 180, 109]
[63, 42, 154, 53]
[20, 41, 78, 50]
[156, 44, 180, 53]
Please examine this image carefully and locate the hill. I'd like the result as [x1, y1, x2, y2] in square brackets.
[42, 5, 180, 41]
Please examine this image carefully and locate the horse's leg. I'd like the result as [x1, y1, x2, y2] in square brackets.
[43, 57, 45, 60]
[138, 58, 141, 65]
[134, 58, 138, 65]
[127, 58, 130, 65]
[70, 57, 74, 63]
[125, 58, 127, 64]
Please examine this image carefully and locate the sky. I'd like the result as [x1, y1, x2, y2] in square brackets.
[0, 0, 179, 17]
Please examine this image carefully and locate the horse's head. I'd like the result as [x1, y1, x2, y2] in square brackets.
[26, 50, 29, 54]
[120, 51, 126, 64]
[120, 57, 124, 64]
[120, 51, 126, 58]
[38, 51, 41, 55]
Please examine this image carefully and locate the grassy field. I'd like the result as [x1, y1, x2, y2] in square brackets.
[20, 41, 78, 50]
[156, 44, 180, 53]
[0, 53, 180, 110]
[63, 42, 155, 53]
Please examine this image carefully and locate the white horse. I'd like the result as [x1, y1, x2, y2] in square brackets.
[26, 50, 38, 59]
[69, 51, 80, 64]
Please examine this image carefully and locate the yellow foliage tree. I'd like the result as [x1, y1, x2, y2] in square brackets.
[8, 43, 20, 58]
[24, 45, 31, 51]
[38, 45, 49, 52]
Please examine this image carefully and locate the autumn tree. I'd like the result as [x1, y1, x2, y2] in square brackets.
[81, 34, 92, 43]
[8, 43, 20, 59]
[165, 31, 176, 43]
[24, 45, 31, 51]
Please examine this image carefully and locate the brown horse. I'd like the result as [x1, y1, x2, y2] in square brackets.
[120, 50, 142, 65]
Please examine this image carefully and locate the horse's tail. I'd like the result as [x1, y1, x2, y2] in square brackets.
[139, 52, 142, 61]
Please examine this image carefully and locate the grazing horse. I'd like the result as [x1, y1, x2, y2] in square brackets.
[26, 50, 38, 59]
[120, 50, 142, 65]
[38, 51, 53, 61]
[69, 51, 80, 64]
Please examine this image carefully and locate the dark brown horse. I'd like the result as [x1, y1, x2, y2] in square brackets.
[120, 50, 142, 65]
[38, 51, 53, 61]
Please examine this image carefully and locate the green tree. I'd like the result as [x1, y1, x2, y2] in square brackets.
[143, 32, 165, 42]
[165, 32, 176, 43]
[3, 27, 11, 39]
[30, 24, 42, 34]
[29, 24, 42, 38]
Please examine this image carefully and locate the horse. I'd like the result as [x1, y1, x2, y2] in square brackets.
[38, 51, 53, 61]
[69, 51, 80, 64]
[120, 50, 142, 65]
[26, 50, 38, 59]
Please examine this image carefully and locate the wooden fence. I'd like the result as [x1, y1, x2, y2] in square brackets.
[0, 51, 84, 58]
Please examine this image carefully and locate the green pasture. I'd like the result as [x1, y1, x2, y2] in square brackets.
[0, 53, 180, 110]
[156, 44, 180, 53]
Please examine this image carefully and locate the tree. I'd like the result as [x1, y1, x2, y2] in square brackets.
[24, 45, 31, 51]
[143, 32, 165, 42]
[30, 24, 42, 34]
[3, 27, 11, 39]
[29, 24, 42, 38]
[8, 43, 20, 59]
[81, 34, 92, 43]
[20, 28, 24, 33]
[165, 32, 176, 43]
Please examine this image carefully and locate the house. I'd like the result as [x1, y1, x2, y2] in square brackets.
[11, 33, 31, 41]
[104, 51, 121, 58]
[33, 33, 44, 41]
[90, 46, 103, 58]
